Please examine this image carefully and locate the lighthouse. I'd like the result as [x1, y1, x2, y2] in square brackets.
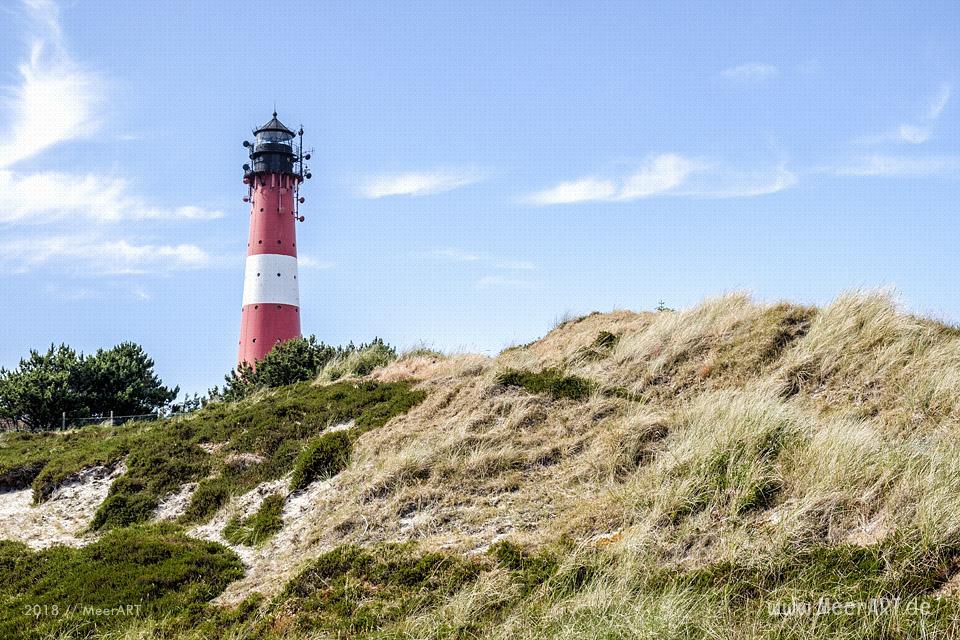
[238, 112, 310, 366]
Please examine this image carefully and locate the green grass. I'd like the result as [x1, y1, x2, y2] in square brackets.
[222, 493, 285, 546]
[0, 524, 242, 640]
[497, 368, 595, 401]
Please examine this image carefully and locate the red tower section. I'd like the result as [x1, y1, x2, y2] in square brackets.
[238, 113, 311, 366]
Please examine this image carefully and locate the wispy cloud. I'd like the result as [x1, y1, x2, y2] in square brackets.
[432, 248, 535, 270]
[677, 163, 798, 198]
[0, 1, 103, 169]
[927, 82, 952, 119]
[528, 155, 699, 205]
[0, 233, 213, 275]
[833, 155, 960, 177]
[360, 171, 483, 198]
[0, 1, 221, 228]
[719, 63, 779, 83]
[0, 170, 223, 223]
[527, 155, 794, 205]
[833, 155, 960, 176]
[856, 83, 952, 145]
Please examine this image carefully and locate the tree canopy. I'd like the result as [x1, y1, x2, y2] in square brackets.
[0, 342, 178, 430]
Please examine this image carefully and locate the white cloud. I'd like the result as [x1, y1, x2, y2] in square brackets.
[617, 155, 701, 200]
[0, 2, 221, 228]
[834, 155, 960, 177]
[361, 171, 482, 198]
[0, 1, 103, 169]
[0, 233, 213, 275]
[719, 63, 779, 83]
[0, 171, 223, 223]
[527, 177, 617, 205]
[927, 82, 952, 120]
[529, 155, 697, 205]
[527, 155, 792, 205]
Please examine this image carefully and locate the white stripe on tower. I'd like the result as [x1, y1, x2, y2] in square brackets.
[242, 254, 300, 306]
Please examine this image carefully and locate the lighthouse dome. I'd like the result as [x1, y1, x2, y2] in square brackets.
[254, 112, 295, 144]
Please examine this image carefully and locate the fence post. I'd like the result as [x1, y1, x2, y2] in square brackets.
[62, 412, 66, 430]
[109, 410, 114, 426]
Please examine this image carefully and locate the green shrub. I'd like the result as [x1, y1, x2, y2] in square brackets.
[181, 477, 232, 524]
[277, 543, 482, 636]
[0, 524, 242, 640]
[497, 368, 595, 401]
[489, 540, 560, 595]
[218, 337, 398, 401]
[290, 431, 353, 492]
[90, 436, 210, 531]
[89, 491, 158, 530]
[222, 493, 285, 546]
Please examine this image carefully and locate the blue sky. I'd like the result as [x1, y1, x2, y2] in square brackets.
[0, 0, 957, 397]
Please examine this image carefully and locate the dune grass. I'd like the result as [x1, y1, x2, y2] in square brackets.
[4, 292, 960, 639]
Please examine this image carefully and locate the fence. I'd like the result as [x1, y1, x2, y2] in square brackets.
[1, 410, 193, 432]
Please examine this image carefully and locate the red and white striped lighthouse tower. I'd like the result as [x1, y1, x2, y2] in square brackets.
[238, 112, 311, 366]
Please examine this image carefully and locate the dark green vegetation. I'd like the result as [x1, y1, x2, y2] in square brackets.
[0, 342, 177, 430]
[0, 423, 138, 500]
[191, 541, 584, 638]
[274, 544, 483, 636]
[92, 380, 425, 529]
[0, 379, 424, 530]
[0, 524, 242, 640]
[497, 367, 595, 401]
[215, 336, 397, 401]
[290, 431, 353, 492]
[222, 494, 285, 547]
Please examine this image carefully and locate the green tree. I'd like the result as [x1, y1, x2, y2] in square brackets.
[0, 342, 177, 430]
[0, 344, 86, 430]
[81, 342, 178, 417]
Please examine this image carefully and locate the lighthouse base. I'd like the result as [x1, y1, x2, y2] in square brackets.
[238, 303, 301, 365]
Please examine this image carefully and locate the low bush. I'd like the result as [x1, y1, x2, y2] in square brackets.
[75, 380, 425, 530]
[222, 493, 285, 546]
[489, 540, 561, 595]
[0, 524, 242, 640]
[90, 436, 210, 530]
[276, 543, 483, 636]
[180, 477, 231, 524]
[497, 368, 595, 401]
[290, 431, 353, 492]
